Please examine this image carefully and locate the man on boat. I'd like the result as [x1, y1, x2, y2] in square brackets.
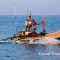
[25, 16, 32, 31]
[31, 19, 37, 32]
[40, 16, 46, 36]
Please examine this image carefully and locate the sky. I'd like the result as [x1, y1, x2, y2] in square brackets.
[0, 0, 60, 15]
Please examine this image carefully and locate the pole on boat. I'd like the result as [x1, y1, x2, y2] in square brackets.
[30, 11, 31, 19]
[27, 9, 29, 18]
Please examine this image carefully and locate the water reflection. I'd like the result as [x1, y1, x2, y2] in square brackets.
[0, 43, 60, 60]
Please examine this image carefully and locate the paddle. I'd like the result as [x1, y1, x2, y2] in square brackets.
[0, 36, 13, 41]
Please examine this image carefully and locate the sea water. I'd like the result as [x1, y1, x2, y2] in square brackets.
[0, 15, 60, 60]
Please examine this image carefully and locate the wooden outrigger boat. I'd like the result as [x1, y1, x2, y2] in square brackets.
[11, 12, 60, 44]
[11, 31, 60, 44]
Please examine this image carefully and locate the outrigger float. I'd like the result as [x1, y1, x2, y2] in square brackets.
[11, 12, 60, 44]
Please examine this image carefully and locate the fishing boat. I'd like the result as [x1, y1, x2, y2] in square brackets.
[11, 12, 60, 44]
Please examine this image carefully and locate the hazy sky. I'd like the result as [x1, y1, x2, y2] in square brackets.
[0, 0, 60, 15]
